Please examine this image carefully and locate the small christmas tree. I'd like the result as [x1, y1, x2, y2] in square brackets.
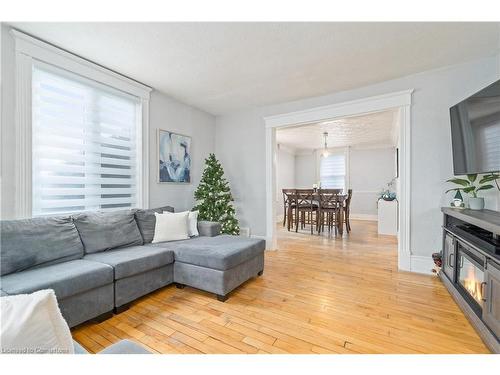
[194, 154, 240, 235]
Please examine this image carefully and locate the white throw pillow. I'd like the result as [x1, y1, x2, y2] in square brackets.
[152, 211, 190, 243]
[164, 210, 199, 237]
[0, 289, 74, 354]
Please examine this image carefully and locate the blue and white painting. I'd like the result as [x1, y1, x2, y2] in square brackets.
[158, 130, 191, 183]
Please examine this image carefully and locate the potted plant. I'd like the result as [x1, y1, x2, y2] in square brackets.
[446, 174, 498, 210]
[378, 178, 397, 201]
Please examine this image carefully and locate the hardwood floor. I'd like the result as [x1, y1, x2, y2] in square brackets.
[72, 220, 490, 354]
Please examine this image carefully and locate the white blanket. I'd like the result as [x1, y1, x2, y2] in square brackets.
[0, 289, 74, 354]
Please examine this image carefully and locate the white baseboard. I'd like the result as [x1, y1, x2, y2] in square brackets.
[239, 227, 251, 237]
[350, 214, 378, 221]
[410, 255, 434, 275]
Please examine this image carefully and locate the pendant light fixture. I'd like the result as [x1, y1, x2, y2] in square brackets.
[322, 131, 329, 157]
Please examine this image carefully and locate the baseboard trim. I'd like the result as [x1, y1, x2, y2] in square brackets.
[350, 214, 378, 221]
[410, 255, 434, 275]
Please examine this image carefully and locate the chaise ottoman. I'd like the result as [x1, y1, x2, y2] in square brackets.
[168, 235, 265, 301]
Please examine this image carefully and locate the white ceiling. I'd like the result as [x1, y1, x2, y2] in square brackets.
[9, 22, 500, 115]
[276, 110, 398, 151]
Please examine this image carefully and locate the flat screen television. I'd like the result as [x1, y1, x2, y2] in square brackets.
[450, 79, 500, 175]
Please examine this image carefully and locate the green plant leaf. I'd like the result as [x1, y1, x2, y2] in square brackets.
[446, 178, 470, 187]
[445, 188, 461, 193]
[479, 174, 500, 184]
[462, 186, 476, 194]
[476, 184, 495, 192]
[467, 174, 478, 183]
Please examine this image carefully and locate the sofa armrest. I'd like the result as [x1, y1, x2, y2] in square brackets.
[197, 221, 221, 237]
[73, 340, 88, 354]
[98, 339, 151, 354]
[74, 339, 151, 354]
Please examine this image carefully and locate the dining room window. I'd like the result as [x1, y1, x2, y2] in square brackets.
[31, 62, 142, 216]
[319, 153, 346, 190]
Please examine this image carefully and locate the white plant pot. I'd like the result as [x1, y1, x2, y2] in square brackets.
[468, 197, 485, 210]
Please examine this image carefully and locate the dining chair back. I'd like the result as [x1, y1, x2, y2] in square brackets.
[294, 189, 318, 234]
[317, 189, 342, 234]
[282, 189, 297, 229]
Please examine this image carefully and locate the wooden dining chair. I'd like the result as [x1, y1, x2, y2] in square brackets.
[294, 189, 318, 234]
[317, 189, 342, 235]
[344, 189, 353, 233]
[282, 189, 297, 231]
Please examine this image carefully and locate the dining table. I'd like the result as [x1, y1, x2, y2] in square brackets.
[285, 189, 348, 236]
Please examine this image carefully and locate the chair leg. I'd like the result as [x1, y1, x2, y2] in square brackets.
[316, 210, 321, 234]
[283, 205, 287, 227]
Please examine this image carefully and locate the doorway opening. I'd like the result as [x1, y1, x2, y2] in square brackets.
[264, 90, 413, 271]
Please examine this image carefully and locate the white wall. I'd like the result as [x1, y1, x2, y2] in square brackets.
[290, 146, 397, 218]
[294, 152, 316, 188]
[0, 24, 215, 219]
[148, 92, 215, 212]
[275, 147, 295, 219]
[349, 147, 396, 218]
[215, 55, 500, 257]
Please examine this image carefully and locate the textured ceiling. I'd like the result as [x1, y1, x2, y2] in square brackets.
[9, 22, 500, 115]
[276, 110, 398, 151]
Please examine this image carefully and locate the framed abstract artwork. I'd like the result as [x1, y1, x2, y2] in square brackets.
[158, 129, 191, 183]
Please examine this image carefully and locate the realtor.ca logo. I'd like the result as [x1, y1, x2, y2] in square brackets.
[1, 347, 71, 354]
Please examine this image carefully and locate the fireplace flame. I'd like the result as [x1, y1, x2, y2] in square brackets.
[463, 267, 483, 303]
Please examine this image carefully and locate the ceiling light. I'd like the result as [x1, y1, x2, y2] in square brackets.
[322, 131, 329, 157]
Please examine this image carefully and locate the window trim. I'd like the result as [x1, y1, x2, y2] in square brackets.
[12, 29, 152, 218]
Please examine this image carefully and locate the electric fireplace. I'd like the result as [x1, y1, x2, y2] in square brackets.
[441, 207, 500, 353]
[456, 242, 486, 315]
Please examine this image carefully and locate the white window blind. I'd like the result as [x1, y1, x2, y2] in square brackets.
[32, 62, 141, 216]
[319, 153, 346, 190]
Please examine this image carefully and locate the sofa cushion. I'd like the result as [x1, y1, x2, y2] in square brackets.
[168, 235, 265, 271]
[134, 206, 174, 243]
[0, 216, 84, 276]
[84, 243, 174, 279]
[0, 260, 113, 300]
[73, 210, 143, 254]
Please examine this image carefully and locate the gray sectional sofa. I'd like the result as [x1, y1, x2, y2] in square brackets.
[0, 206, 265, 328]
